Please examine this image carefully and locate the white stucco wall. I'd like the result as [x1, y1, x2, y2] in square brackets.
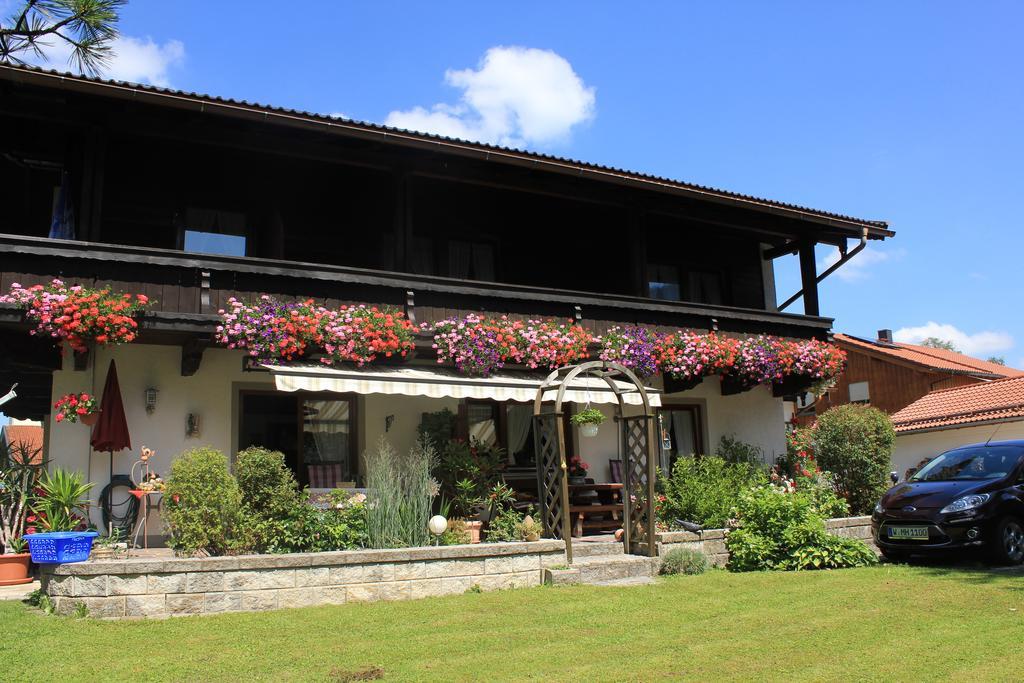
[892, 420, 1024, 479]
[47, 343, 271, 529]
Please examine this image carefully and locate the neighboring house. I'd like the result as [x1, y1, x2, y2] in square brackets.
[795, 330, 1022, 422]
[0, 64, 892, 536]
[1, 418, 44, 463]
[890, 376, 1024, 478]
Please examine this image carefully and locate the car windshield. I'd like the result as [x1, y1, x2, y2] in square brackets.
[910, 446, 1024, 482]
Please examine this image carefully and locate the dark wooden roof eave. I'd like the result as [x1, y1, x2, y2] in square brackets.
[0, 64, 893, 241]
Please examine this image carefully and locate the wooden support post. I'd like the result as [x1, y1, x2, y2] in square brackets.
[798, 242, 819, 317]
[392, 170, 413, 272]
[628, 210, 648, 297]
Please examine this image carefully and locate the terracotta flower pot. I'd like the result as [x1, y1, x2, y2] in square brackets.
[0, 553, 32, 586]
[464, 520, 483, 544]
[80, 411, 100, 426]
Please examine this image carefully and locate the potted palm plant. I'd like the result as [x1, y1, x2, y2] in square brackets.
[571, 407, 605, 438]
[0, 441, 43, 585]
[25, 468, 97, 564]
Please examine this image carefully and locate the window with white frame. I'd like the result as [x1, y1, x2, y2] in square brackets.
[848, 381, 870, 404]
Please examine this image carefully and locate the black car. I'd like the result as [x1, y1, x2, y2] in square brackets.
[872, 440, 1024, 564]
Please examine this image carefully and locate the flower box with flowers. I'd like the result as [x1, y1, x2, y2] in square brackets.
[216, 295, 416, 366]
[423, 314, 592, 376]
[0, 280, 151, 354]
[599, 326, 660, 378]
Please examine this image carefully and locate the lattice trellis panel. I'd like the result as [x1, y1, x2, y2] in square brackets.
[622, 414, 657, 556]
[533, 412, 569, 547]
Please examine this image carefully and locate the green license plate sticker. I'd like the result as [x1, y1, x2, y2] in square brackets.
[888, 526, 928, 540]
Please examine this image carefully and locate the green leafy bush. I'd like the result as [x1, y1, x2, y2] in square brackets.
[660, 547, 710, 575]
[725, 485, 877, 572]
[715, 435, 763, 465]
[235, 447, 305, 553]
[813, 405, 895, 514]
[164, 447, 242, 556]
[658, 456, 767, 529]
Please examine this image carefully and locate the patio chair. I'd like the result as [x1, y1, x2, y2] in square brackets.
[608, 459, 623, 484]
[307, 463, 344, 489]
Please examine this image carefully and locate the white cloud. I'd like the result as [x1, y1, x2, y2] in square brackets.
[384, 46, 595, 148]
[22, 35, 185, 87]
[893, 322, 1014, 357]
[818, 246, 903, 283]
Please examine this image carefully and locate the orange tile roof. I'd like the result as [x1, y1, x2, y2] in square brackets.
[1, 424, 44, 463]
[834, 334, 1024, 378]
[891, 376, 1024, 433]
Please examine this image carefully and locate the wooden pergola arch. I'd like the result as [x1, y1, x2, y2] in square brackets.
[532, 361, 658, 564]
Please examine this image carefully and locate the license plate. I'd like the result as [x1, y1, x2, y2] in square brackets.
[888, 526, 929, 540]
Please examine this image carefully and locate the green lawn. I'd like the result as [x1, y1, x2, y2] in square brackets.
[2, 565, 1021, 682]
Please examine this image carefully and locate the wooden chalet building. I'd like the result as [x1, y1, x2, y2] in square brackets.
[0, 64, 892, 537]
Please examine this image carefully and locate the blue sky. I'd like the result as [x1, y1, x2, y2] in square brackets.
[15, 1, 1024, 363]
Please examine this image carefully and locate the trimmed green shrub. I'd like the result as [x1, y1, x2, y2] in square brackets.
[164, 447, 242, 556]
[813, 405, 895, 514]
[658, 456, 767, 529]
[236, 446, 300, 516]
[660, 547, 710, 575]
[725, 485, 877, 572]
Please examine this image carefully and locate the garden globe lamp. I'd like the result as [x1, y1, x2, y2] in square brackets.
[428, 515, 448, 545]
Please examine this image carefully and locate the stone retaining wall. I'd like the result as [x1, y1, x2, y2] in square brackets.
[656, 515, 875, 566]
[40, 540, 566, 619]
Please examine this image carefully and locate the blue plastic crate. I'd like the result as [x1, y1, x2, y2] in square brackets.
[26, 531, 99, 564]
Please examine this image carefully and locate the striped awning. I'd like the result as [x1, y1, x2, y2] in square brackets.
[263, 363, 660, 407]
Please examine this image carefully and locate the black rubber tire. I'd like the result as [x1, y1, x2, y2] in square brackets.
[879, 547, 909, 563]
[988, 516, 1024, 565]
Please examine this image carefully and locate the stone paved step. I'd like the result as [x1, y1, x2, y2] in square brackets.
[571, 554, 657, 584]
[571, 541, 625, 558]
[589, 576, 656, 587]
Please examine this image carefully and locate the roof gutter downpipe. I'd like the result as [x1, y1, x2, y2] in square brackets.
[778, 228, 869, 312]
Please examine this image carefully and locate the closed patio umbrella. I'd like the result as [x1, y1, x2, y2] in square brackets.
[90, 359, 132, 482]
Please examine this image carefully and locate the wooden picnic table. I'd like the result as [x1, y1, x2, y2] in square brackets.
[568, 482, 624, 537]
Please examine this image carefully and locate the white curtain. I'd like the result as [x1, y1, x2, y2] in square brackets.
[506, 404, 533, 463]
[305, 400, 350, 465]
[672, 411, 696, 457]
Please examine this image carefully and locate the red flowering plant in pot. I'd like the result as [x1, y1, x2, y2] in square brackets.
[655, 331, 739, 387]
[53, 392, 99, 426]
[0, 280, 151, 354]
[318, 305, 416, 366]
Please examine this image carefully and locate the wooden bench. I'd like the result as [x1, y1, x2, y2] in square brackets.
[568, 483, 624, 537]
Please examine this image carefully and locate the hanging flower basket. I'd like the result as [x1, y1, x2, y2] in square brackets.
[570, 407, 605, 437]
[53, 392, 99, 425]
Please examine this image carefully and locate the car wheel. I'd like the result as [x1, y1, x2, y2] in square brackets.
[879, 548, 909, 563]
[989, 516, 1024, 565]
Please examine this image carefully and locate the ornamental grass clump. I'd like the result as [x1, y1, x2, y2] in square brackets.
[1, 280, 150, 353]
[660, 547, 710, 575]
[599, 326, 660, 377]
[365, 436, 437, 548]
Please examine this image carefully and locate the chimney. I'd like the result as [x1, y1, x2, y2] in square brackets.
[877, 329, 893, 344]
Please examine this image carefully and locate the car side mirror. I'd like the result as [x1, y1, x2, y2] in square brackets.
[890, 471, 899, 484]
